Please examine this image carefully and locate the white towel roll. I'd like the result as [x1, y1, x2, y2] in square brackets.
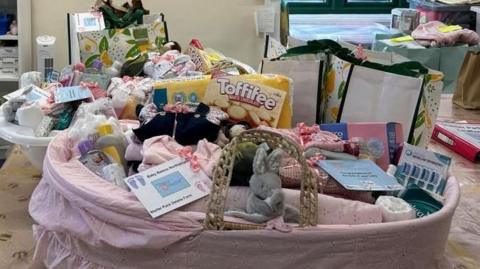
[376, 195, 416, 222]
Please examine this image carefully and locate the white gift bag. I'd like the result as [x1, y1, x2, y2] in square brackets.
[261, 58, 324, 125]
[339, 65, 425, 141]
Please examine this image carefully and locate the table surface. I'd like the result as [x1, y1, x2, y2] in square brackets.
[429, 94, 480, 268]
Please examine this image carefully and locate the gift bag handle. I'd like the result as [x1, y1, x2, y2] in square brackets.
[275, 39, 428, 77]
[273, 39, 343, 59]
[204, 129, 318, 230]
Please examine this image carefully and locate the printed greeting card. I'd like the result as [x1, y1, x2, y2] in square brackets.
[124, 158, 210, 218]
[317, 159, 404, 191]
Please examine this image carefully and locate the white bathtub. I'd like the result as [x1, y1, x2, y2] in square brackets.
[0, 103, 56, 170]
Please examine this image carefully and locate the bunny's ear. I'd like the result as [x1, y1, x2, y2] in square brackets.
[253, 147, 268, 174]
[266, 149, 283, 174]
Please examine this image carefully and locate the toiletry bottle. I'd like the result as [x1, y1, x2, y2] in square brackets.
[95, 123, 124, 165]
[85, 59, 103, 74]
[78, 139, 94, 156]
[102, 163, 129, 190]
[105, 61, 123, 77]
[78, 140, 112, 177]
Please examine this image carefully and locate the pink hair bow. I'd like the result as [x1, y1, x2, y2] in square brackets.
[178, 146, 201, 172]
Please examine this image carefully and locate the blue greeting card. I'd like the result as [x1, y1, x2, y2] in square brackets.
[317, 159, 404, 191]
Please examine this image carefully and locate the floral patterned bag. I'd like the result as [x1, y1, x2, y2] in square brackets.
[78, 15, 168, 67]
[318, 41, 443, 148]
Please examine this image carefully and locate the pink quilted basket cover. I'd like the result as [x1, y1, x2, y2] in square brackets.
[28, 132, 460, 269]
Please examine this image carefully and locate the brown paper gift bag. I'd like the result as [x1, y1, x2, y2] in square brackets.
[453, 51, 480, 109]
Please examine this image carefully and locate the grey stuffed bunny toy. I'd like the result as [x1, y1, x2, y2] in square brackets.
[226, 145, 300, 223]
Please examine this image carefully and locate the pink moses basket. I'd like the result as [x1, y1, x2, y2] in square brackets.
[29, 129, 460, 269]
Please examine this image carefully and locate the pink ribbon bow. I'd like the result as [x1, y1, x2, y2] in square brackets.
[306, 153, 326, 168]
[296, 123, 321, 146]
[178, 146, 201, 172]
[265, 216, 293, 233]
[44, 82, 63, 104]
[163, 102, 191, 139]
[80, 81, 107, 99]
[122, 76, 134, 83]
[151, 54, 163, 65]
[354, 44, 367, 61]
[164, 102, 190, 114]
[80, 81, 98, 89]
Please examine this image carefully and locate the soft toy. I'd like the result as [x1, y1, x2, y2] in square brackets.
[225, 145, 300, 223]
[230, 142, 258, 186]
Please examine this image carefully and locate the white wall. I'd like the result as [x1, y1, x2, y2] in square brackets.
[31, 0, 269, 70]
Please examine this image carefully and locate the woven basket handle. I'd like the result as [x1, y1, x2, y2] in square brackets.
[204, 129, 318, 230]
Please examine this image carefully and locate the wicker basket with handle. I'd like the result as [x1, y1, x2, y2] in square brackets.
[204, 129, 318, 230]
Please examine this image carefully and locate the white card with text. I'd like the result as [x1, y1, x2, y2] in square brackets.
[124, 158, 210, 218]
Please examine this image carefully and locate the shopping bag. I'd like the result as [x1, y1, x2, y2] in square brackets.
[373, 33, 469, 92]
[78, 15, 168, 67]
[309, 39, 442, 147]
[453, 51, 480, 109]
[261, 56, 326, 125]
[260, 39, 344, 125]
[339, 62, 426, 143]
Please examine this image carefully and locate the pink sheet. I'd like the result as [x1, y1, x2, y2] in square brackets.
[29, 132, 460, 269]
[412, 21, 480, 47]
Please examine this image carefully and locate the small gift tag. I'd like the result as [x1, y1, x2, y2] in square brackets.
[2, 85, 49, 102]
[47, 70, 61, 83]
[54, 86, 93, 104]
